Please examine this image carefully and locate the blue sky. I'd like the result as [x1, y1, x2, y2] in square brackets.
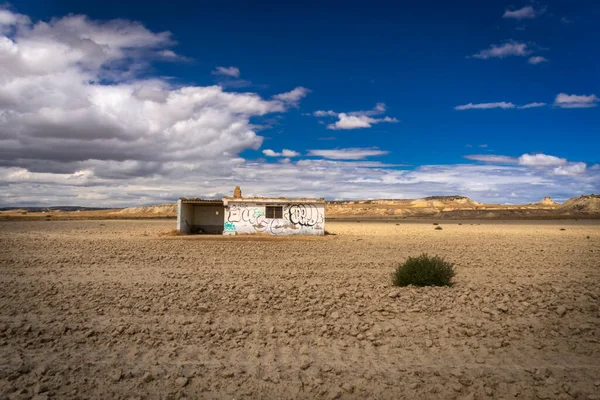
[0, 0, 598, 206]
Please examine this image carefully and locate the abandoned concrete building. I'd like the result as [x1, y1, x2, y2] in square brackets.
[177, 187, 325, 235]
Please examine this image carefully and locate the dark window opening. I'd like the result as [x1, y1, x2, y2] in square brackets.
[265, 206, 283, 219]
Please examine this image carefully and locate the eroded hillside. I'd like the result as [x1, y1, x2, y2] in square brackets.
[2, 195, 599, 220]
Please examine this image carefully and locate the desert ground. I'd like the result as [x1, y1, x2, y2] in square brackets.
[1, 219, 599, 399]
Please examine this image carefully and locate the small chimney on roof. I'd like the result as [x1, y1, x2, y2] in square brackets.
[233, 186, 242, 198]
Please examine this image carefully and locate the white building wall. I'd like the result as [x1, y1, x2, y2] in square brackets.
[177, 199, 193, 234]
[223, 201, 325, 235]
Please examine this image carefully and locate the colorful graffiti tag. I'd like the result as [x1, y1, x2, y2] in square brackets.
[224, 222, 236, 231]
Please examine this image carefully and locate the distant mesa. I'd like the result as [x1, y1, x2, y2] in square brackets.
[535, 197, 558, 206]
[116, 204, 177, 214]
[411, 196, 480, 210]
[324, 193, 600, 219]
[3, 193, 600, 220]
[422, 196, 472, 202]
[559, 194, 600, 213]
[100, 193, 600, 219]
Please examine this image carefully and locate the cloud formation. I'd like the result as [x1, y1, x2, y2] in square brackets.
[5, 154, 595, 207]
[455, 102, 515, 110]
[313, 110, 337, 117]
[471, 41, 530, 59]
[463, 155, 520, 164]
[347, 102, 387, 117]
[312, 103, 398, 130]
[272, 86, 310, 106]
[456, 93, 600, 111]
[0, 9, 597, 207]
[212, 66, 240, 78]
[307, 148, 389, 160]
[518, 102, 546, 109]
[2, 151, 597, 207]
[553, 163, 586, 176]
[465, 153, 571, 167]
[456, 101, 549, 110]
[503, 6, 538, 19]
[517, 153, 566, 167]
[554, 93, 599, 108]
[528, 56, 548, 64]
[465, 152, 589, 178]
[327, 114, 398, 130]
[0, 9, 308, 194]
[262, 149, 300, 157]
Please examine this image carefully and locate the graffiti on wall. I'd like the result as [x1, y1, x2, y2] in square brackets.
[226, 203, 324, 234]
[288, 204, 321, 226]
[227, 205, 264, 224]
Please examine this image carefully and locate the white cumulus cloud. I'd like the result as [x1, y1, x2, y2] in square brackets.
[327, 114, 398, 130]
[465, 153, 581, 169]
[312, 103, 398, 130]
[554, 93, 599, 108]
[262, 149, 300, 157]
[0, 9, 308, 193]
[518, 154, 567, 167]
[471, 41, 530, 59]
[553, 163, 587, 176]
[272, 86, 311, 106]
[212, 66, 240, 78]
[0, 9, 30, 29]
[314, 110, 337, 117]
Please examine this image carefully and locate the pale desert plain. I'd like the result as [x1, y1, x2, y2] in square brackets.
[1, 219, 599, 400]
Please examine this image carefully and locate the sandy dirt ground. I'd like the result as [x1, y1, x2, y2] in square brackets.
[1, 220, 599, 400]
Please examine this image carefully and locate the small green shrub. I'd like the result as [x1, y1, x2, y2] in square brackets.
[435, 226, 443, 230]
[392, 253, 455, 287]
[433, 223, 439, 225]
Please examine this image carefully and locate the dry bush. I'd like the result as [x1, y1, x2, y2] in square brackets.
[392, 253, 455, 287]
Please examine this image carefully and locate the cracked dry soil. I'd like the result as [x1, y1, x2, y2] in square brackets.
[1, 220, 599, 399]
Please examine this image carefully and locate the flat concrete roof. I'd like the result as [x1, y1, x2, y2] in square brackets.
[179, 198, 224, 205]
[180, 197, 324, 205]
[223, 197, 324, 204]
